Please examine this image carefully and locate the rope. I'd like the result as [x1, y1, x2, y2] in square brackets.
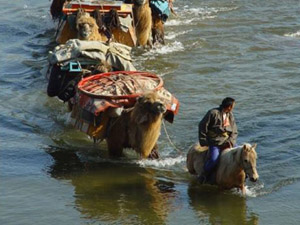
[162, 119, 183, 155]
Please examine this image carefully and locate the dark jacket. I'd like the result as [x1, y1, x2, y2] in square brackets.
[198, 107, 237, 147]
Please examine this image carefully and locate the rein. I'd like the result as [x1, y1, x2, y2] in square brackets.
[238, 146, 255, 178]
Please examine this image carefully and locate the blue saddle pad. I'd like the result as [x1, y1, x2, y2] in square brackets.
[150, 0, 170, 22]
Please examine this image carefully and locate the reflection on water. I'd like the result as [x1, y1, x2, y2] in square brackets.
[188, 181, 259, 225]
[47, 148, 177, 224]
[47, 147, 261, 224]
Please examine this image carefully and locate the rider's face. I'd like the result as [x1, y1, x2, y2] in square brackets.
[224, 102, 235, 113]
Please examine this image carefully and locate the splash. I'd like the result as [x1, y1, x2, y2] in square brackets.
[165, 18, 196, 26]
[165, 6, 238, 26]
[136, 155, 185, 169]
[165, 30, 192, 40]
[284, 31, 300, 38]
[182, 6, 238, 15]
[245, 184, 264, 197]
[231, 183, 265, 197]
[166, 6, 238, 26]
[143, 41, 184, 56]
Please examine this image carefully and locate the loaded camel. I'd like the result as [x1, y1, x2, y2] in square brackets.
[187, 143, 259, 195]
[151, 0, 175, 45]
[106, 92, 166, 159]
[51, 0, 173, 46]
[51, 1, 109, 43]
[76, 9, 108, 41]
[132, 0, 176, 46]
[132, 0, 152, 47]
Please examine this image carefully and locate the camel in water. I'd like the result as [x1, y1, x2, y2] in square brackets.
[187, 143, 259, 195]
[132, 0, 152, 47]
[106, 92, 166, 159]
[132, 0, 175, 46]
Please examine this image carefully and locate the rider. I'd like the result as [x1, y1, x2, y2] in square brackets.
[198, 97, 238, 183]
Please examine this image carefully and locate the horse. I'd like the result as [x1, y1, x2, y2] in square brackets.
[187, 143, 259, 195]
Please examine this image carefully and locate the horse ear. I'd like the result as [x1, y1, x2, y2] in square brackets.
[243, 144, 251, 152]
[252, 143, 257, 149]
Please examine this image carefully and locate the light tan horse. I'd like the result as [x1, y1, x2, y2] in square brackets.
[187, 143, 259, 195]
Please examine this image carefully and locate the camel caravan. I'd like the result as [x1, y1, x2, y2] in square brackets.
[47, 0, 259, 194]
[47, 0, 178, 159]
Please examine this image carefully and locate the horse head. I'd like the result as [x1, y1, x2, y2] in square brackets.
[241, 143, 259, 182]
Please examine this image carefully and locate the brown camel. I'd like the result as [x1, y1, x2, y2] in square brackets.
[133, 0, 152, 47]
[106, 92, 166, 158]
[76, 9, 108, 41]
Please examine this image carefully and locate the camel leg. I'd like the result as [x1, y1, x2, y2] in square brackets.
[146, 39, 153, 49]
[107, 140, 124, 158]
[147, 143, 160, 159]
[106, 120, 126, 158]
[240, 185, 246, 196]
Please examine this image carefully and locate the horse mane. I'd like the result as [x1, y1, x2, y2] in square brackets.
[218, 146, 240, 174]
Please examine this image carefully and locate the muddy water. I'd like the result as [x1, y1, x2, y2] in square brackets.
[1, 0, 300, 224]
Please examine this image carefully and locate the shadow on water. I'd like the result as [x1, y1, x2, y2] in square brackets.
[46, 147, 178, 224]
[187, 180, 259, 225]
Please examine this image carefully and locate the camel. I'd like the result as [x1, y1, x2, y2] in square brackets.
[152, 13, 165, 45]
[106, 92, 166, 159]
[187, 143, 259, 195]
[50, 0, 68, 20]
[76, 9, 108, 41]
[132, 0, 152, 47]
[150, 0, 176, 45]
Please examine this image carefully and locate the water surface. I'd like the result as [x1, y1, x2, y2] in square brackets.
[1, 0, 300, 224]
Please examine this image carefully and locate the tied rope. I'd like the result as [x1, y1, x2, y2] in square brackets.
[162, 119, 183, 155]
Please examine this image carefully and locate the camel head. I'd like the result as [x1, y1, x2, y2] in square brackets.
[76, 9, 99, 40]
[133, 0, 148, 6]
[241, 143, 259, 182]
[134, 92, 166, 124]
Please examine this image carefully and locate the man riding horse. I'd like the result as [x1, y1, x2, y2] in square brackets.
[198, 97, 238, 183]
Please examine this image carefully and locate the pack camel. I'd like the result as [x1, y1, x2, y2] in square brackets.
[53, 0, 137, 47]
[70, 71, 180, 159]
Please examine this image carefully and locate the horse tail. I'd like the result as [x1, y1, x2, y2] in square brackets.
[186, 145, 197, 175]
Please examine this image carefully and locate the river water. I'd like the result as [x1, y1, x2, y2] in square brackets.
[1, 0, 300, 224]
